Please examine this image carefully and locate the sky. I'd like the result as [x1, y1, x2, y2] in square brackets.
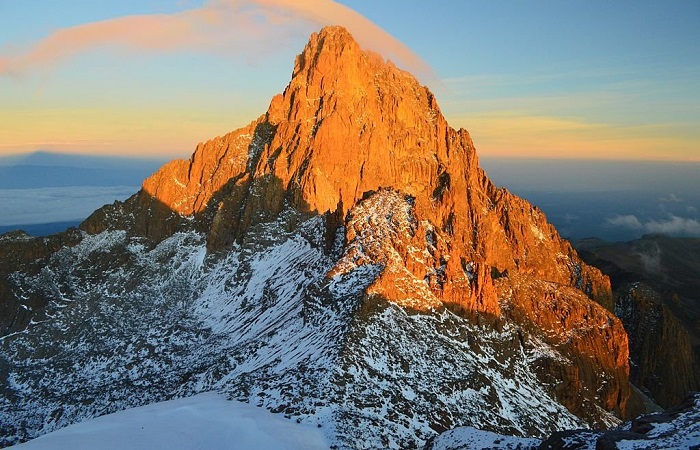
[1, 0, 699, 161]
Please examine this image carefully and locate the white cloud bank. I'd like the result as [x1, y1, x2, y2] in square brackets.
[607, 214, 700, 237]
[0, 186, 137, 226]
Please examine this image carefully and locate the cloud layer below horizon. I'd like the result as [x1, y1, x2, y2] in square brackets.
[0, 186, 138, 226]
[607, 214, 700, 237]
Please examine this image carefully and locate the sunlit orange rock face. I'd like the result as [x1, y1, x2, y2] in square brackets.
[133, 26, 632, 421]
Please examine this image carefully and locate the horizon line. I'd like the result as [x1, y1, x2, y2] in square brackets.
[3, 149, 698, 165]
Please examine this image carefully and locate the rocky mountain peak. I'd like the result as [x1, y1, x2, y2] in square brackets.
[289, 25, 381, 92]
[76, 26, 635, 425]
[262, 25, 450, 217]
[122, 25, 461, 245]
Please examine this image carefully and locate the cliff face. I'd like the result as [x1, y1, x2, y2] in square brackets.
[0, 229, 82, 336]
[576, 235, 700, 409]
[616, 283, 700, 408]
[92, 27, 613, 313]
[80, 26, 630, 422]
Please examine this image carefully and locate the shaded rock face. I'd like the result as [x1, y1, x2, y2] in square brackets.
[538, 392, 700, 450]
[3, 26, 637, 446]
[616, 283, 700, 408]
[428, 392, 700, 450]
[0, 229, 82, 335]
[576, 235, 700, 409]
[0, 215, 589, 448]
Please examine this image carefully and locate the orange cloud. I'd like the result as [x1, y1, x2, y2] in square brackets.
[253, 0, 432, 79]
[0, 0, 432, 81]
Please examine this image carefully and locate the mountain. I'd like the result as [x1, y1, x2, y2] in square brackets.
[427, 392, 700, 450]
[1, 26, 644, 448]
[0, 151, 165, 189]
[575, 235, 700, 409]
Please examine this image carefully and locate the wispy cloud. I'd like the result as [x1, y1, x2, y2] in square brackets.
[0, 0, 432, 81]
[607, 214, 700, 236]
[607, 215, 644, 230]
[659, 193, 682, 203]
[645, 216, 700, 236]
[635, 241, 662, 273]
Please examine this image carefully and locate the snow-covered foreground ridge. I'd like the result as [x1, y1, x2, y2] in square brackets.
[9, 392, 329, 450]
[2, 196, 593, 449]
[12, 391, 700, 450]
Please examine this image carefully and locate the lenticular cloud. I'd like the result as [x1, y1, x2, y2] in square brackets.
[0, 0, 432, 81]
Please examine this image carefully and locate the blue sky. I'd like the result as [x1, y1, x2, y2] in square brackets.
[1, 0, 699, 160]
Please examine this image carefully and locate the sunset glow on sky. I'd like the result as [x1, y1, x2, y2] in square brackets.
[1, 0, 698, 161]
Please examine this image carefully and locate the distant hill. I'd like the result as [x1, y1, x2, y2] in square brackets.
[0, 151, 167, 189]
[0, 150, 167, 169]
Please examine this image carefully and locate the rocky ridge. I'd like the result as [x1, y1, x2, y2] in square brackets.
[84, 26, 629, 419]
[0, 229, 82, 335]
[426, 392, 700, 450]
[576, 235, 700, 409]
[2, 26, 642, 447]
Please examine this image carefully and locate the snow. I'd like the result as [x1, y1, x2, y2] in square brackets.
[623, 395, 700, 449]
[0, 196, 612, 448]
[9, 392, 329, 450]
[427, 426, 540, 450]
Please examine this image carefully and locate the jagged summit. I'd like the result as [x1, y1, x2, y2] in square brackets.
[80, 26, 632, 422]
[2, 26, 646, 448]
[289, 25, 389, 89]
[133, 24, 452, 226]
[263, 24, 449, 216]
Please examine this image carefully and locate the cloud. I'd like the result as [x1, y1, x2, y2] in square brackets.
[659, 193, 682, 202]
[0, 0, 432, 81]
[607, 214, 700, 236]
[563, 213, 579, 224]
[607, 214, 644, 229]
[0, 186, 138, 226]
[634, 242, 662, 273]
[645, 215, 700, 236]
